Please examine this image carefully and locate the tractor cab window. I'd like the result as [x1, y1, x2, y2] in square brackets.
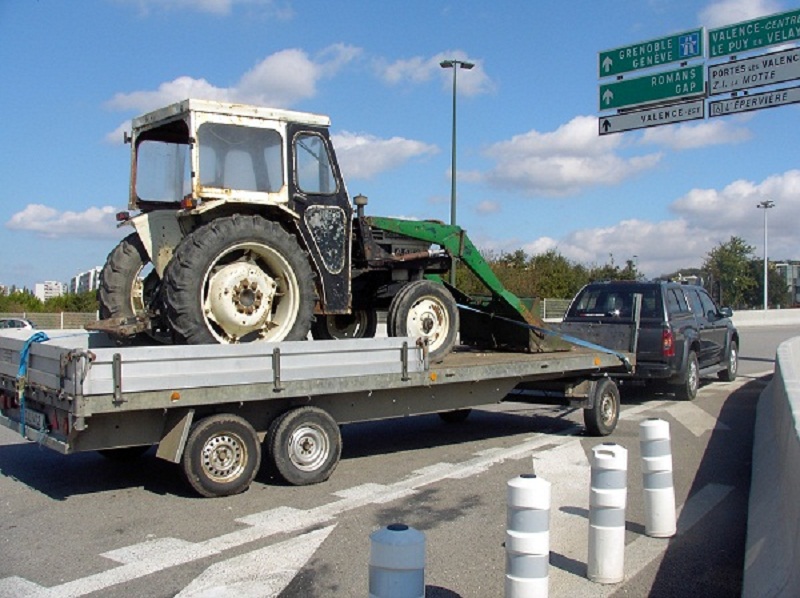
[198, 123, 283, 193]
[135, 139, 191, 203]
[295, 133, 337, 194]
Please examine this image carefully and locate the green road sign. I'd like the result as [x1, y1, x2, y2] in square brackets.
[709, 8, 800, 58]
[599, 65, 705, 111]
[599, 29, 703, 78]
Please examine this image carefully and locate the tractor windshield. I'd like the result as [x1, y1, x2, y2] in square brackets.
[135, 139, 191, 203]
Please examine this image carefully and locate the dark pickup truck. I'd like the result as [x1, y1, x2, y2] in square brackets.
[557, 280, 739, 400]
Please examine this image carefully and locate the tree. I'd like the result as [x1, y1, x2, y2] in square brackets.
[529, 250, 588, 299]
[703, 237, 757, 309]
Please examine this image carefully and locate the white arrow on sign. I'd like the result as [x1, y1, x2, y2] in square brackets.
[602, 89, 614, 106]
[602, 56, 613, 74]
[176, 524, 336, 598]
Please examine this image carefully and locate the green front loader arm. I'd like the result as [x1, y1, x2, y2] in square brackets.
[367, 217, 566, 352]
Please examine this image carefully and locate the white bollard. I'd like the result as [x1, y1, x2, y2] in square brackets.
[505, 474, 551, 598]
[588, 443, 628, 584]
[639, 418, 677, 538]
[369, 523, 425, 598]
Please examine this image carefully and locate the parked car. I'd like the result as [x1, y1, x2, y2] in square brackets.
[561, 280, 739, 400]
[0, 317, 36, 330]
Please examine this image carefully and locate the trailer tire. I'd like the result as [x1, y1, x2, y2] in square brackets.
[268, 406, 341, 486]
[311, 309, 378, 340]
[583, 378, 620, 437]
[163, 215, 315, 344]
[387, 280, 459, 362]
[675, 350, 699, 401]
[438, 408, 472, 423]
[181, 414, 261, 498]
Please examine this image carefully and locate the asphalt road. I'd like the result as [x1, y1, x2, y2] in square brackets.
[0, 325, 796, 598]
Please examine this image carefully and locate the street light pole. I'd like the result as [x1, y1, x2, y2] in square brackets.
[756, 200, 775, 310]
[440, 58, 474, 286]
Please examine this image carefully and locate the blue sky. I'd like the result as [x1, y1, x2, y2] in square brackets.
[2, 0, 799, 290]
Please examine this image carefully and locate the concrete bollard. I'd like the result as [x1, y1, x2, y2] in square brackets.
[588, 443, 628, 584]
[505, 474, 551, 597]
[639, 418, 677, 538]
[369, 523, 426, 598]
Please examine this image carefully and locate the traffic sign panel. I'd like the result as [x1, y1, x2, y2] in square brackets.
[599, 29, 703, 78]
[709, 46, 800, 95]
[709, 85, 800, 116]
[599, 65, 705, 111]
[709, 8, 800, 58]
[599, 99, 704, 135]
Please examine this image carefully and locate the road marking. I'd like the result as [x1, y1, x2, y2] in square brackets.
[176, 525, 336, 598]
[0, 430, 578, 597]
[664, 401, 731, 437]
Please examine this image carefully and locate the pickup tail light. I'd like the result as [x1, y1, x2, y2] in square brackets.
[662, 329, 675, 358]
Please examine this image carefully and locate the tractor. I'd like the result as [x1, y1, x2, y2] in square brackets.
[94, 99, 551, 360]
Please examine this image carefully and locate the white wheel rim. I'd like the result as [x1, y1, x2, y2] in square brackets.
[202, 242, 300, 343]
[406, 296, 449, 351]
[201, 433, 247, 483]
[288, 424, 329, 471]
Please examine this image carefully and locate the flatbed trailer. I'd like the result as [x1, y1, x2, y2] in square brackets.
[0, 329, 633, 497]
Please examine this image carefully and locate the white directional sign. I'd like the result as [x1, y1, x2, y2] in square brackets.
[709, 85, 800, 117]
[709, 47, 800, 95]
[599, 99, 705, 135]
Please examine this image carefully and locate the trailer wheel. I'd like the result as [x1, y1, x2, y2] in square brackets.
[98, 234, 165, 341]
[387, 280, 459, 362]
[583, 378, 620, 437]
[675, 350, 699, 401]
[311, 309, 378, 340]
[162, 215, 315, 344]
[268, 406, 342, 486]
[181, 414, 261, 498]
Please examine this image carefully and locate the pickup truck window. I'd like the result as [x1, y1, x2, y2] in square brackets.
[666, 288, 690, 315]
[698, 290, 719, 320]
[568, 286, 659, 319]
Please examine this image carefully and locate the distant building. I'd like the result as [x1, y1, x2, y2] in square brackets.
[34, 281, 67, 303]
[70, 267, 102, 294]
[775, 261, 800, 306]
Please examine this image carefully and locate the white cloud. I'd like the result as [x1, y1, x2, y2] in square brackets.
[640, 119, 752, 149]
[376, 51, 495, 96]
[482, 116, 663, 196]
[6, 205, 120, 239]
[501, 169, 800, 277]
[476, 200, 500, 214]
[699, 0, 782, 28]
[105, 45, 361, 141]
[117, 0, 294, 18]
[332, 132, 438, 180]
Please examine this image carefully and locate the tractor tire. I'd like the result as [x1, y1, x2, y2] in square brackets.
[387, 280, 459, 362]
[311, 309, 378, 340]
[162, 214, 315, 344]
[98, 234, 167, 343]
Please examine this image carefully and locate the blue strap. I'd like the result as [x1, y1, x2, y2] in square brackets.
[16, 331, 50, 437]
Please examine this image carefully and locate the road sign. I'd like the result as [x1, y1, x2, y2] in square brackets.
[599, 99, 705, 135]
[708, 46, 800, 95]
[599, 29, 703, 78]
[709, 8, 800, 58]
[709, 85, 800, 117]
[599, 65, 705, 111]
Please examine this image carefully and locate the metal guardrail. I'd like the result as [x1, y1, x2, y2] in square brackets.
[0, 312, 98, 329]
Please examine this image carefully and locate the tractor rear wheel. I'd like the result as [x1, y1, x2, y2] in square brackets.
[162, 214, 315, 344]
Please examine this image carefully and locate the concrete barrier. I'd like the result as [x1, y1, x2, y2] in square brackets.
[732, 308, 800, 328]
[743, 336, 800, 597]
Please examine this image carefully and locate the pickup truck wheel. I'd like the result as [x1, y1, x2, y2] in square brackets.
[268, 407, 342, 486]
[163, 215, 315, 344]
[676, 350, 699, 400]
[718, 341, 738, 382]
[311, 309, 378, 340]
[99, 234, 166, 342]
[583, 378, 620, 436]
[181, 414, 261, 498]
[388, 280, 459, 362]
